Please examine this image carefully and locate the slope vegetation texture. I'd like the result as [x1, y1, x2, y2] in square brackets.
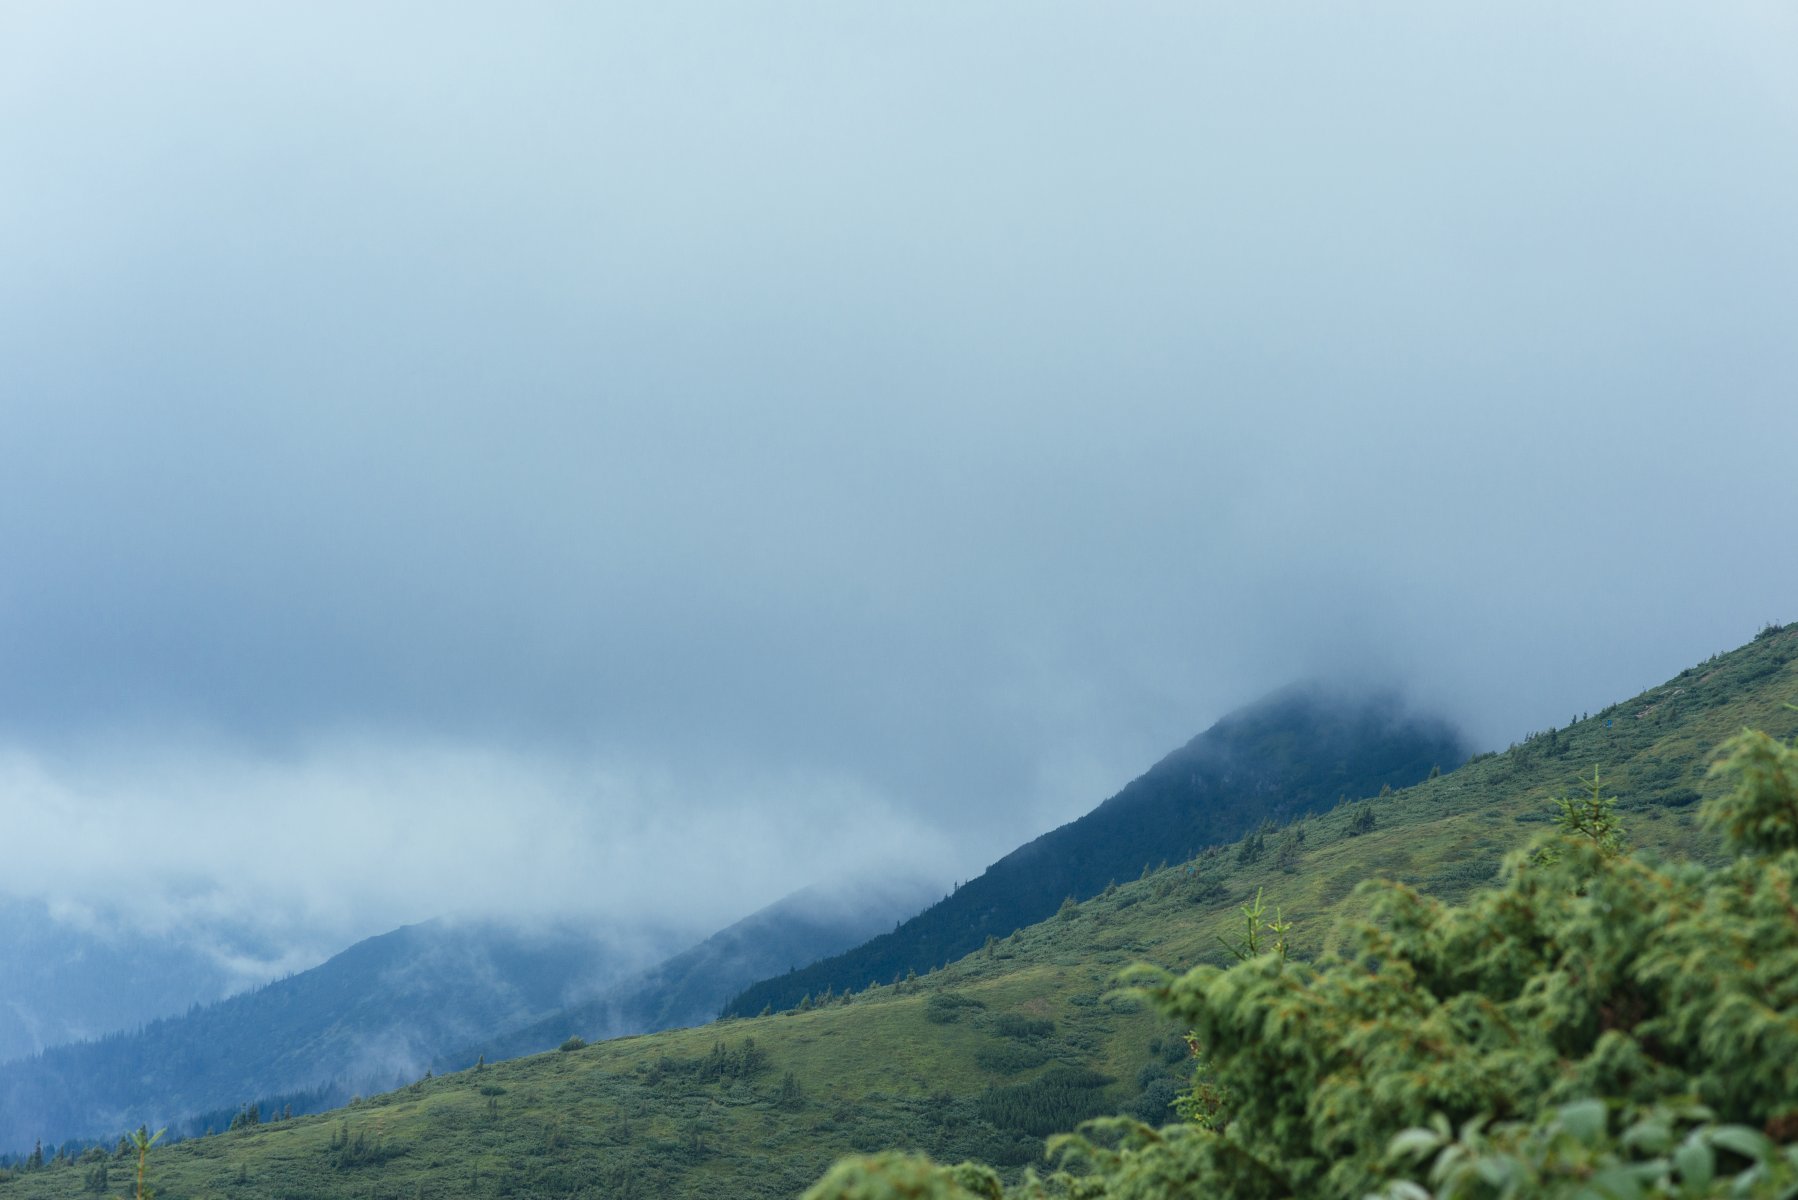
[813, 632, 1798, 1199]
[0, 625, 1793, 1200]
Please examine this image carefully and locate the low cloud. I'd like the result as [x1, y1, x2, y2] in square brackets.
[0, 734, 958, 976]
[0, 5, 1794, 974]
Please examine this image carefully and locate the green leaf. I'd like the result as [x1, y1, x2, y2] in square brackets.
[1584, 1165, 1646, 1200]
[1707, 1125, 1772, 1164]
[1620, 1118, 1672, 1156]
[1387, 1128, 1443, 1162]
[1383, 1183, 1434, 1200]
[1673, 1139, 1715, 1192]
[1473, 1154, 1520, 1189]
[1560, 1100, 1608, 1142]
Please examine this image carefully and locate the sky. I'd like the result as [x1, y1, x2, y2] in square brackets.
[2, 2, 1795, 973]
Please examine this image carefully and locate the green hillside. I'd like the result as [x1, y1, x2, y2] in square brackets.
[3, 626, 1793, 1200]
[724, 686, 1467, 1018]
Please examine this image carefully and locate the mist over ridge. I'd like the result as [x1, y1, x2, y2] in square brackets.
[724, 679, 1470, 1017]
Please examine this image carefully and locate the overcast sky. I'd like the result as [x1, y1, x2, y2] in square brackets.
[2, 2, 1795, 967]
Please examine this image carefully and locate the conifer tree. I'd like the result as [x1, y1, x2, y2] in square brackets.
[126, 1126, 162, 1200]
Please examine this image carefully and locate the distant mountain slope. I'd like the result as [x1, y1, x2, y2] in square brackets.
[0, 917, 665, 1149]
[723, 684, 1468, 1016]
[14, 627, 1789, 1200]
[0, 899, 245, 1064]
[466, 873, 942, 1062]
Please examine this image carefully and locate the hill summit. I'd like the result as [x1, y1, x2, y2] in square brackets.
[724, 684, 1468, 1016]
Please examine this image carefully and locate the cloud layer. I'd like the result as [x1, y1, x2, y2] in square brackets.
[1, 2, 1795, 960]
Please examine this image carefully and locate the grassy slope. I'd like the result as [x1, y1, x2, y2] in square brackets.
[5, 628, 1795, 1200]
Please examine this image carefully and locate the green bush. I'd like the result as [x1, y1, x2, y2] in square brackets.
[991, 1015, 1054, 1041]
[809, 727, 1798, 1199]
[645, 1038, 768, 1085]
[972, 1042, 1049, 1074]
[924, 992, 986, 1025]
[974, 1068, 1114, 1139]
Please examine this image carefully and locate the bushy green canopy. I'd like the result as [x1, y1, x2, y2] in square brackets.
[806, 728, 1798, 1200]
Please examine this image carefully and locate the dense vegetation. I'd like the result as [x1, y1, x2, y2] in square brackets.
[725, 686, 1467, 1017]
[0, 627, 1790, 1200]
[809, 717, 1798, 1197]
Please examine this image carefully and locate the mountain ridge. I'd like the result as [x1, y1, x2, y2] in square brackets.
[0, 682, 1461, 1150]
[456, 872, 942, 1066]
[722, 682, 1468, 1016]
[0, 916, 653, 1149]
[0, 875, 938, 1150]
[1, 626, 1793, 1198]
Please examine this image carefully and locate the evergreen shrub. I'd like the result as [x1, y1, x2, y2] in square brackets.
[806, 727, 1798, 1200]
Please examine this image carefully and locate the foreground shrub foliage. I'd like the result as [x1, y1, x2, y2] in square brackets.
[806, 728, 1798, 1200]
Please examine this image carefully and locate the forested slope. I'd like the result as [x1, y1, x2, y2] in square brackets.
[724, 685, 1468, 1017]
[462, 874, 940, 1065]
[0, 919, 643, 1150]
